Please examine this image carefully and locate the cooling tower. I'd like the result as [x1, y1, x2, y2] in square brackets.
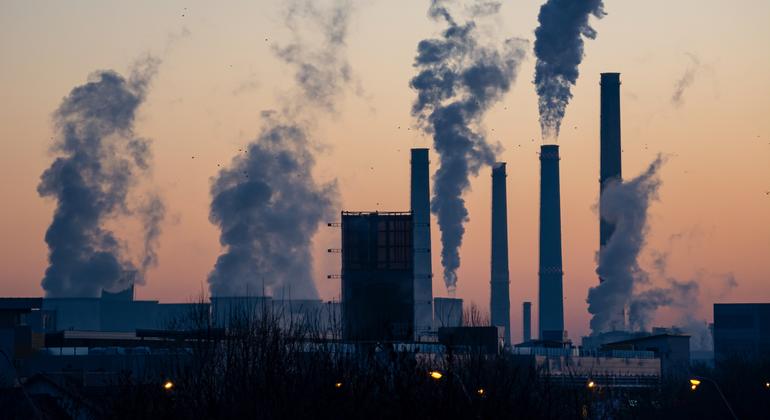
[411, 148, 433, 338]
[600, 73, 622, 251]
[538, 145, 565, 342]
[490, 163, 511, 345]
[523, 301, 532, 342]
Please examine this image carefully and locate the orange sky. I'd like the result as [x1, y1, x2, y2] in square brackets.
[1, 0, 768, 340]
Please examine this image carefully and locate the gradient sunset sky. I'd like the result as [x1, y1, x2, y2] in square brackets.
[1, 0, 768, 340]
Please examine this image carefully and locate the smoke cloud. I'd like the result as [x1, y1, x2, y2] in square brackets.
[208, 0, 351, 298]
[671, 53, 701, 107]
[587, 155, 664, 333]
[533, 0, 605, 141]
[410, 0, 527, 293]
[38, 55, 163, 297]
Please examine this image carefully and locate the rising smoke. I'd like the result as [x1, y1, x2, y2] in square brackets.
[588, 155, 731, 342]
[38, 56, 164, 297]
[410, 0, 527, 293]
[533, 0, 605, 141]
[587, 155, 664, 333]
[671, 53, 702, 107]
[208, 0, 351, 298]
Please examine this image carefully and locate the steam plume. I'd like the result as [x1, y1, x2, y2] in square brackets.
[533, 0, 605, 140]
[208, 0, 351, 298]
[38, 56, 163, 297]
[587, 155, 664, 333]
[410, 0, 527, 293]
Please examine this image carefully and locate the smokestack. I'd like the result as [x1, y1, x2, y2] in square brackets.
[538, 145, 565, 341]
[599, 72, 625, 330]
[411, 148, 433, 338]
[523, 301, 532, 342]
[600, 72, 622, 251]
[490, 163, 511, 345]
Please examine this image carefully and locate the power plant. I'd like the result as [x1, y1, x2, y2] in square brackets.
[3, 74, 726, 411]
[490, 163, 511, 345]
[538, 144, 565, 342]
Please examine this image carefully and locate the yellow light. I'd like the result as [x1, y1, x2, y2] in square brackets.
[163, 381, 174, 390]
[691, 384, 697, 391]
[429, 371, 443, 380]
[477, 388, 485, 395]
[765, 382, 769, 389]
[587, 381, 595, 389]
[689, 379, 701, 386]
[335, 382, 343, 389]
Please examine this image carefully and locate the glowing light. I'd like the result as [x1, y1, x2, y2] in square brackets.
[335, 382, 343, 389]
[587, 381, 596, 389]
[689, 379, 701, 386]
[691, 384, 697, 391]
[765, 382, 769, 389]
[429, 371, 443, 380]
[163, 381, 174, 390]
[477, 388, 485, 395]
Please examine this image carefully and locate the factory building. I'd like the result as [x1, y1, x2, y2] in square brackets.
[601, 333, 691, 376]
[713, 303, 770, 362]
[341, 211, 414, 341]
[434, 297, 463, 328]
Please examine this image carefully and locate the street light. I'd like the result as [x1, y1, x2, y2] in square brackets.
[688, 376, 736, 420]
[163, 380, 174, 391]
[334, 382, 343, 389]
[429, 371, 443, 380]
[587, 380, 596, 389]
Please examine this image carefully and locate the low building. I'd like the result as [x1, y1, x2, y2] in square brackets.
[601, 334, 690, 376]
[433, 297, 463, 329]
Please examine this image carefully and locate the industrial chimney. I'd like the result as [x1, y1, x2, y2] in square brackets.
[538, 145, 565, 342]
[600, 73, 622, 253]
[599, 73, 625, 330]
[522, 301, 532, 343]
[411, 148, 433, 339]
[490, 162, 511, 345]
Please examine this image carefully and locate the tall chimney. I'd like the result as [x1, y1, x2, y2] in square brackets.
[538, 145, 565, 342]
[411, 148, 433, 339]
[522, 301, 532, 342]
[600, 73, 625, 330]
[600, 73, 622, 252]
[490, 162, 511, 345]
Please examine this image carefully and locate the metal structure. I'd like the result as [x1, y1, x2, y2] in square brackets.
[538, 145, 565, 342]
[490, 162, 511, 345]
[410, 149, 433, 339]
[341, 211, 414, 341]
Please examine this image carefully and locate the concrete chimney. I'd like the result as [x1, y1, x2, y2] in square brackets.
[600, 73, 622, 253]
[600, 73, 625, 330]
[522, 301, 532, 342]
[538, 145, 565, 342]
[490, 163, 511, 345]
[411, 148, 433, 339]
